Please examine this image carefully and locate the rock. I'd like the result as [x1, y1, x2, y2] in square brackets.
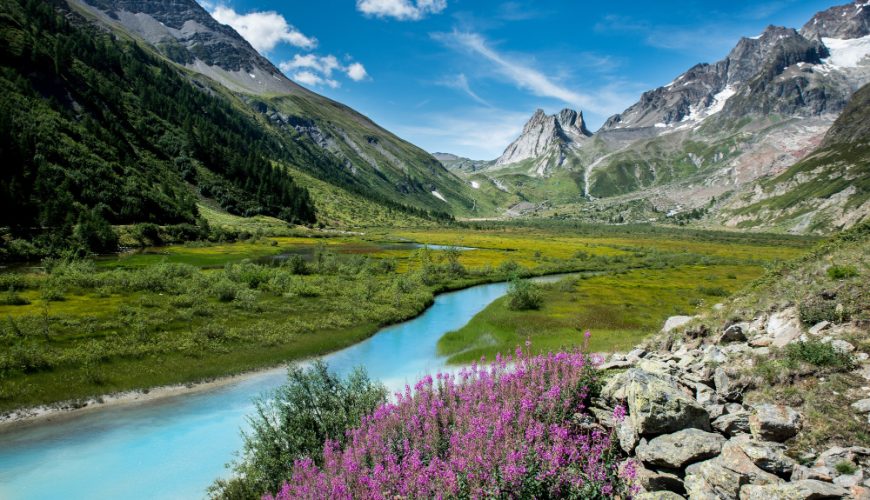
[704, 346, 729, 364]
[833, 469, 864, 488]
[696, 384, 721, 406]
[739, 479, 848, 499]
[791, 465, 835, 482]
[719, 440, 785, 486]
[753, 347, 771, 357]
[749, 316, 768, 336]
[636, 429, 727, 469]
[853, 399, 870, 414]
[636, 464, 686, 494]
[589, 407, 614, 427]
[736, 439, 798, 477]
[662, 316, 695, 333]
[599, 359, 634, 371]
[767, 308, 804, 348]
[638, 359, 678, 377]
[634, 492, 685, 500]
[721, 323, 748, 343]
[808, 321, 831, 336]
[684, 459, 745, 499]
[706, 404, 726, 420]
[713, 412, 751, 436]
[749, 336, 773, 348]
[813, 447, 870, 473]
[715, 368, 746, 402]
[617, 417, 639, 453]
[623, 369, 711, 436]
[749, 405, 802, 442]
[850, 485, 870, 499]
[830, 339, 855, 353]
[627, 348, 648, 362]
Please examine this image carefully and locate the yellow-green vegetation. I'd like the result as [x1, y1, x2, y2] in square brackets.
[438, 265, 761, 363]
[0, 224, 814, 413]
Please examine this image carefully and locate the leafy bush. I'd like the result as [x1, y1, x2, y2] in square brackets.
[212, 362, 387, 499]
[507, 278, 544, 310]
[264, 348, 632, 499]
[835, 461, 858, 475]
[799, 298, 842, 326]
[1, 286, 29, 306]
[696, 286, 728, 297]
[785, 340, 853, 369]
[827, 265, 859, 280]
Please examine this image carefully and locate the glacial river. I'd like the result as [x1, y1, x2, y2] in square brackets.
[0, 276, 565, 499]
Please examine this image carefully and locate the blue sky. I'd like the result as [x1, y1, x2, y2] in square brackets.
[198, 0, 838, 159]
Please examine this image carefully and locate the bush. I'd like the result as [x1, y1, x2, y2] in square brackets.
[696, 286, 728, 297]
[785, 340, 853, 369]
[827, 265, 859, 280]
[799, 298, 843, 326]
[1, 286, 30, 306]
[264, 348, 632, 499]
[212, 361, 387, 499]
[507, 278, 544, 311]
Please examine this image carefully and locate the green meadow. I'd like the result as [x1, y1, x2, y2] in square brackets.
[0, 224, 813, 412]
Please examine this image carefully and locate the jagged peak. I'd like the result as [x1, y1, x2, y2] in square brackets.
[801, 0, 870, 40]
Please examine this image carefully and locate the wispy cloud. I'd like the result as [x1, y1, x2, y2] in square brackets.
[431, 30, 634, 116]
[438, 73, 490, 106]
[210, 5, 316, 53]
[279, 54, 369, 88]
[357, 0, 447, 21]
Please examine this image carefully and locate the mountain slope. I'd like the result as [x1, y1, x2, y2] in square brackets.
[69, 0, 487, 218]
[719, 81, 870, 233]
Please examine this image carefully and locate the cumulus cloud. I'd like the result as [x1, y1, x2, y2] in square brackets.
[356, 0, 447, 21]
[211, 6, 317, 52]
[279, 55, 369, 88]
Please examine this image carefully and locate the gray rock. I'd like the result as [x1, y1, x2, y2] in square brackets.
[715, 368, 746, 402]
[791, 465, 834, 482]
[636, 464, 686, 494]
[736, 440, 797, 477]
[808, 321, 831, 336]
[623, 369, 711, 436]
[713, 412, 751, 436]
[636, 428, 727, 469]
[706, 404, 726, 420]
[721, 323, 748, 343]
[617, 417, 639, 453]
[852, 399, 870, 414]
[767, 308, 804, 348]
[739, 479, 848, 499]
[684, 458, 746, 499]
[830, 339, 855, 353]
[749, 405, 802, 442]
[704, 346, 729, 364]
[833, 469, 864, 488]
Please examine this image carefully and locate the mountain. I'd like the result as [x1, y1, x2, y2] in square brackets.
[68, 0, 486, 218]
[719, 81, 870, 233]
[476, 1, 870, 232]
[432, 153, 492, 174]
[493, 108, 591, 175]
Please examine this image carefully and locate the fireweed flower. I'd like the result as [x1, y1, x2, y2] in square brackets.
[612, 404, 627, 423]
[264, 340, 634, 499]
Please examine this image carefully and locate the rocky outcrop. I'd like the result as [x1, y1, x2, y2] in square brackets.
[493, 108, 591, 174]
[801, 1, 870, 40]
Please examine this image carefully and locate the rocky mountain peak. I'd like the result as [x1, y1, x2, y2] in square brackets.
[494, 108, 591, 171]
[72, 0, 307, 95]
[801, 0, 870, 40]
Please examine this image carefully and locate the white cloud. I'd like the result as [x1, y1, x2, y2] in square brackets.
[439, 73, 490, 106]
[356, 0, 447, 21]
[432, 30, 636, 117]
[279, 55, 369, 88]
[210, 6, 317, 52]
[346, 62, 369, 81]
[291, 70, 340, 89]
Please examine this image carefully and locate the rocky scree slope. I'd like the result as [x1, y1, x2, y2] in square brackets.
[583, 222, 870, 498]
[69, 0, 487, 218]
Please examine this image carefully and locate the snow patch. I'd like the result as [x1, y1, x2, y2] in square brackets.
[654, 123, 667, 128]
[682, 85, 736, 123]
[822, 35, 870, 68]
[470, 181, 480, 189]
[249, 73, 256, 79]
[431, 190, 447, 202]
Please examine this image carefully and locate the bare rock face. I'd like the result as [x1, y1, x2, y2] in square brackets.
[493, 108, 591, 173]
[801, 1, 870, 40]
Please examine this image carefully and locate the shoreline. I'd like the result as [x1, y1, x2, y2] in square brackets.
[0, 270, 584, 432]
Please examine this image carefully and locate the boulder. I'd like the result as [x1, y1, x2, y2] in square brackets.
[636, 429, 727, 469]
[623, 369, 711, 436]
[808, 321, 831, 336]
[714, 368, 746, 402]
[749, 405, 802, 442]
[712, 412, 751, 436]
[617, 417, 639, 453]
[830, 339, 855, 353]
[766, 308, 803, 348]
[739, 479, 848, 499]
[718, 440, 785, 486]
[735, 439, 798, 477]
[852, 399, 870, 414]
[684, 459, 745, 499]
[720, 323, 748, 343]
[749, 336, 773, 348]
[636, 464, 686, 494]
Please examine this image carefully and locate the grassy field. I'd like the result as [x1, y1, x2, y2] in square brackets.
[0, 224, 813, 412]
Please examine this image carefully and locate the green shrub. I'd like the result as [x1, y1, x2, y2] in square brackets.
[507, 278, 544, 311]
[696, 286, 728, 297]
[212, 279, 242, 302]
[799, 298, 842, 326]
[835, 461, 858, 475]
[785, 340, 853, 369]
[210, 361, 387, 499]
[827, 265, 859, 280]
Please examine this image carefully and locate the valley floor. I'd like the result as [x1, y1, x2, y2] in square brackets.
[0, 224, 814, 415]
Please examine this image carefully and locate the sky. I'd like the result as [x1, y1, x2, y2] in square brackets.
[197, 0, 839, 159]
